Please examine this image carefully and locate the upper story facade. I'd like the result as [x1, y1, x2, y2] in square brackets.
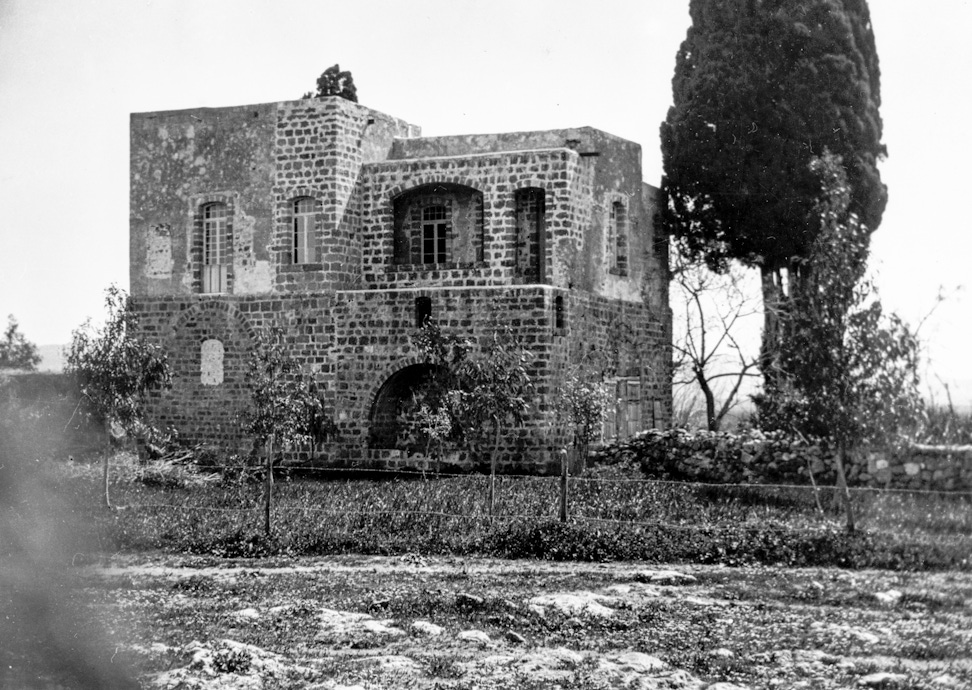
[130, 96, 667, 312]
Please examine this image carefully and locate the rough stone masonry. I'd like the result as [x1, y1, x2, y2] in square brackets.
[129, 96, 672, 473]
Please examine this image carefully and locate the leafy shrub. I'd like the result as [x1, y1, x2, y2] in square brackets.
[592, 427, 837, 485]
[210, 647, 252, 674]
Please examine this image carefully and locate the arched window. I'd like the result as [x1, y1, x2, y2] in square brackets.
[202, 203, 229, 293]
[392, 183, 483, 267]
[293, 197, 317, 264]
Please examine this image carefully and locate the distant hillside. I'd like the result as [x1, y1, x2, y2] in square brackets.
[36, 344, 66, 373]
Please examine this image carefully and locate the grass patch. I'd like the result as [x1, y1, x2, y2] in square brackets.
[5, 453, 971, 570]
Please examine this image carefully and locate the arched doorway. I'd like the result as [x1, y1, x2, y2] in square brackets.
[368, 363, 434, 450]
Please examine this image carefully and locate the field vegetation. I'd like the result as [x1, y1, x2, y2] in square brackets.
[14, 451, 970, 571]
[4, 449, 971, 689]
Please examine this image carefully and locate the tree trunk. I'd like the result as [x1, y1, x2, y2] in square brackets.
[488, 420, 500, 520]
[264, 438, 274, 537]
[695, 366, 718, 431]
[102, 453, 112, 510]
[560, 448, 569, 523]
[834, 442, 856, 533]
[805, 456, 824, 515]
[759, 266, 785, 388]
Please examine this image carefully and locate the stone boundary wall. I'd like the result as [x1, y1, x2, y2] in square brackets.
[867, 444, 972, 491]
[593, 429, 972, 492]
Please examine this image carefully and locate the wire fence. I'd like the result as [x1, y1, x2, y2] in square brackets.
[125, 460, 972, 496]
[99, 461, 972, 544]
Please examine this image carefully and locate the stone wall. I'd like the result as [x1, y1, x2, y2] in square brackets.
[864, 445, 972, 491]
[135, 280, 669, 473]
[595, 429, 972, 492]
[131, 98, 415, 297]
[130, 97, 672, 472]
[130, 102, 278, 297]
[360, 149, 596, 291]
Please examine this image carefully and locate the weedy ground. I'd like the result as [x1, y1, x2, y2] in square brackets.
[5, 554, 972, 689]
[2, 452, 971, 689]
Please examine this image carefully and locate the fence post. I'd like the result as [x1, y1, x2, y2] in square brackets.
[264, 438, 274, 537]
[560, 448, 569, 523]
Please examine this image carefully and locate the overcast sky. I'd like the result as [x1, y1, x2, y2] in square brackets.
[0, 0, 969, 403]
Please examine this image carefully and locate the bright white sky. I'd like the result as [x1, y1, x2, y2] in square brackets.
[0, 0, 969, 404]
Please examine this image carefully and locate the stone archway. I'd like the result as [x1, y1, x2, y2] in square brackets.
[368, 363, 435, 450]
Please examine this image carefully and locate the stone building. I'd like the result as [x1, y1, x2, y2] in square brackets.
[130, 96, 671, 473]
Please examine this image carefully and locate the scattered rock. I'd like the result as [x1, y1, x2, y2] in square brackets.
[638, 569, 699, 585]
[826, 623, 880, 645]
[361, 619, 404, 637]
[152, 638, 307, 689]
[232, 607, 261, 620]
[848, 628, 880, 645]
[316, 608, 403, 640]
[528, 591, 617, 618]
[505, 630, 527, 645]
[859, 672, 908, 687]
[931, 674, 964, 687]
[456, 592, 485, 608]
[707, 683, 751, 690]
[609, 651, 668, 673]
[458, 629, 491, 645]
[527, 603, 546, 618]
[711, 647, 735, 659]
[513, 646, 584, 682]
[352, 655, 422, 673]
[596, 652, 710, 689]
[793, 649, 839, 665]
[411, 620, 444, 636]
[873, 589, 903, 606]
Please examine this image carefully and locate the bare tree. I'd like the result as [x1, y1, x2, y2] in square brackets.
[671, 249, 761, 431]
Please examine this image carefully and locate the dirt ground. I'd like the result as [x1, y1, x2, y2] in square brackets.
[4, 554, 972, 689]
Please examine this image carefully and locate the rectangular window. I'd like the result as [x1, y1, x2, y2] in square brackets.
[415, 296, 432, 327]
[293, 198, 316, 264]
[202, 203, 229, 293]
[421, 205, 449, 264]
[515, 188, 545, 281]
[610, 202, 628, 276]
